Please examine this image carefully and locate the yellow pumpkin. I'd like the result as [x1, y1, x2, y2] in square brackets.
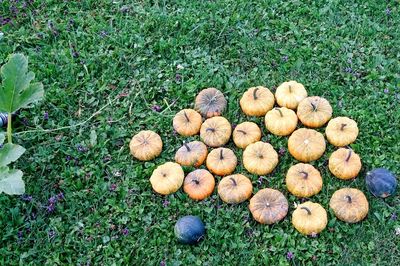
[175, 141, 208, 167]
[200, 116, 231, 147]
[173, 109, 202, 136]
[129, 130, 163, 161]
[239, 86, 275, 116]
[325, 117, 359, 147]
[292, 201, 328, 235]
[243, 142, 278, 175]
[288, 128, 326, 162]
[206, 148, 237, 176]
[297, 96, 332, 128]
[285, 163, 323, 198]
[183, 169, 215, 201]
[328, 148, 361, 180]
[275, 80, 308, 109]
[329, 188, 369, 223]
[149, 162, 184, 195]
[218, 174, 253, 204]
[249, 188, 288, 224]
[264, 107, 298, 136]
[233, 122, 262, 149]
[195, 88, 227, 118]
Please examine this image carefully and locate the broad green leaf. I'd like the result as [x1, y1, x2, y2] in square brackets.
[90, 129, 97, 147]
[0, 166, 25, 195]
[0, 132, 4, 145]
[0, 143, 26, 167]
[0, 54, 44, 113]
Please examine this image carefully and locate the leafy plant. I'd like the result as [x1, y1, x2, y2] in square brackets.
[0, 54, 44, 195]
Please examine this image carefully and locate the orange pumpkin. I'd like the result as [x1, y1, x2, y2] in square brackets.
[264, 107, 298, 136]
[285, 163, 323, 198]
[297, 96, 332, 128]
[150, 162, 184, 195]
[243, 142, 278, 175]
[292, 201, 328, 235]
[288, 128, 326, 162]
[195, 88, 227, 117]
[325, 117, 359, 147]
[218, 174, 253, 204]
[200, 116, 231, 147]
[275, 81, 308, 109]
[249, 188, 288, 224]
[183, 169, 215, 201]
[206, 148, 237, 176]
[130, 130, 163, 161]
[173, 109, 202, 136]
[328, 148, 361, 180]
[240, 86, 275, 116]
[232, 122, 262, 149]
[329, 188, 369, 223]
[175, 141, 208, 167]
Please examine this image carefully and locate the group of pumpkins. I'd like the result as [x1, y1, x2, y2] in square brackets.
[130, 81, 397, 240]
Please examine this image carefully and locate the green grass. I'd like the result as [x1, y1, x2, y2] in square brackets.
[1, 0, 400, 264]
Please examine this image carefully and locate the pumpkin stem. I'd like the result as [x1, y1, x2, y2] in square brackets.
[236, 129, 247, 135]
[253, 88, 259, 100]
[275, 108, 283, 117]
[310, 102, 317, 111]
[301, 206, 312, 215]
[345, 149, 352, 162]
[206, 128, 216, 133]
[192, 179, 200, 185]
[346, 195, 352, 203]
[300, 171, 308, 179]
[230, 177, 237, 186]
[183, 142, 191, 152]
[219, 149, 224, 160]
[340, 123, 347, 131]
[183, 111, 190, 122]
[288, 85, 292, 93]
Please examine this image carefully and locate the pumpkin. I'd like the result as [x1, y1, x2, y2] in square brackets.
[275, 80, 308, 109]
[288, 128, 326, 162]
[366, 168, 397, 198]
[175, 141, 208, 167]
[286, 163, 323, 198]
[206, 148, 237, 176]
[326, 117, 359, 147]
[243, 141, 278, 175]
[150, 162, 184, 195]
[129, 130, 163, 161]
[194, 88, 227, 118]
[264, 107, 298, 136]
[297, 96, 333, 128]
[249, 188, 288, 224]
[200, 116, 231, 147]
[239, 86, 275, 116]
[174, 215, 205, 244]
[184, 169, 215, 200]
[328, 148, 361, 180]
[232, 121, 262, 149]
[173, 109, 202, 136]
[329, 188, 369, 223]
[292, 201, 328, 235]
[218, 174, 253, 204]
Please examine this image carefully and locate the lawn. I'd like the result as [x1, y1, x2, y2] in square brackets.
[0, 0, 399, 265]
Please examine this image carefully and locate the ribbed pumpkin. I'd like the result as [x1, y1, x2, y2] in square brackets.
[175, 141, 208, 167]
[173, 109, 202, 136]
[206, 148, 237, 176]
[232, 122, 262, 149]
[288, 128, 326, 162]
[130, 130, 163, 161]
[264, 107, 298, 136]
[286, 163, 323, 198]
[183, 169, 215, 201]
[292, 201, 328, 235]
[297, 96, 332, 128]
[200, 116, 231, 147]
[195, 88, 227, 118]
[329, 188, 369, 223]
[326, 117, 359, 147]
[150, 162, 184, 195]
[328, 148, 361, 180]
[249, 188, 288, 224]
[240, 86, 275, 116]
[243, 142, 278, 175]
[218, 174, 253, 204]
[275, 81, 308, 109]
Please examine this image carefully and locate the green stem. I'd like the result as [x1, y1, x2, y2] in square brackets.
[7, 112, 12, 143]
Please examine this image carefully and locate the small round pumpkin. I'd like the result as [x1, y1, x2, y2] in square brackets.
[175, 141, 208, 167]
[173, 109, 202, 136]
[275, 80, 308, 109]
[249, 188, 288, 224]
[218, 174, 253, 204]
[292, 201, 328, 235]
[232, 122, 262, 149]
[174, 216, 205, 244]
[239, 86, 275, 116]
[129, 130, 163, 161]
[329, 188, 369, 223]
[195, 88, 227, 118]
[366, 168, 397, 198]
[328, 148, 361, 180]
[326, 117, 359, 147]
[243, 142, 278, 175]
[297, 96, 333, 128]
[206, 148, 237, 176]
[264, 107, 298, 136]
[150, 162, 184, 195]
[200, 116, 231, 147]
[288, 128, 326, 162]
[183, 169, 215, 201]
[286, 163, 323, 198]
